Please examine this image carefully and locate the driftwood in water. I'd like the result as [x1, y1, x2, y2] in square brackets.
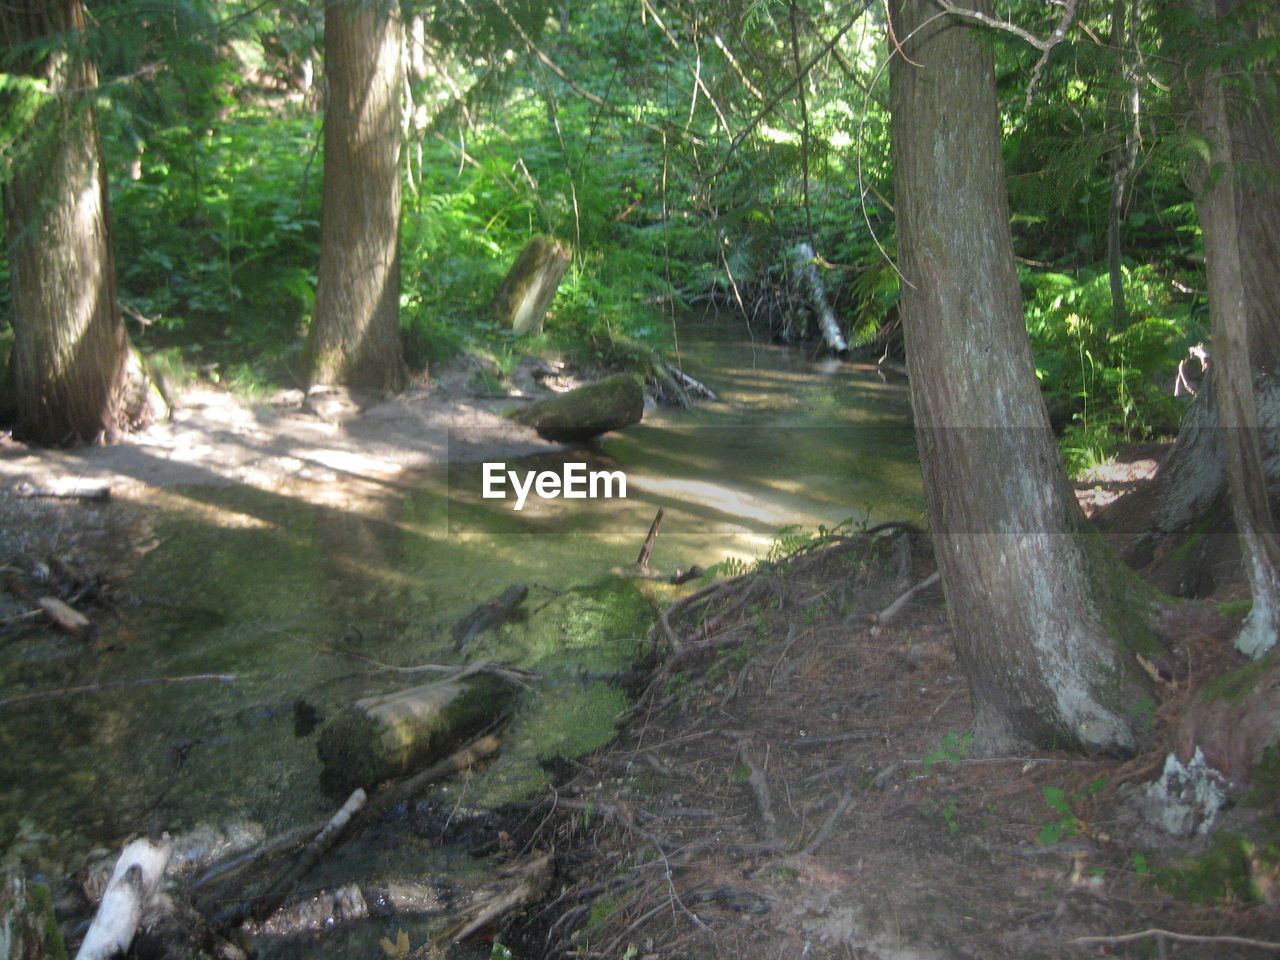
[451, 585, 529, 651]
[75, 837, 172, 960]
[432, 853, 552, 949]
[316, 675, 513, 794]
[209, 736, 500, 931]
[245, 788, 366, 924]
[492, 235, 572, 335]
[511, 374, 644, 442]
[37, 596, 93, 641]
[789, 242, 848, 354]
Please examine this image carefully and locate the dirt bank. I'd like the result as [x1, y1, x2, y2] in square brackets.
[498, 524, 1277, 960]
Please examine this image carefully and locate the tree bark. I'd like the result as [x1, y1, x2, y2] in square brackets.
[1, 0, 147, 446]
[303, 0, 408, 392]
[1184, 0, 1280, 657]
[888, 0, 1156, 754]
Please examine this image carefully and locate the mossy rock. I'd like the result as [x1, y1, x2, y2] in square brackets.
[510, 374, 643, 442]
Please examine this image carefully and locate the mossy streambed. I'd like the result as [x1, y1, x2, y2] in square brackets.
[0, 321, 921, 956]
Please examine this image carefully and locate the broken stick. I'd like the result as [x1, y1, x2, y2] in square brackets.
[636, 509, 665, 571]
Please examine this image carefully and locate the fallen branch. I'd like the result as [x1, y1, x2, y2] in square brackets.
[872, 570, 941, 628]
[75, 837, 173, 960]
[1067, 928, 1280, 951]
[636, 509, 665, 572]
[0, 673, 242, 709]
[15, 480, 111, 502]
[432, 853, 553, 948]
[215, 789, 368, 929]
[248, 788, 366, 924]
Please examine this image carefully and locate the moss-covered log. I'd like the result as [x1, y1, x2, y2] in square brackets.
[510, 374, 643, 442]
[492, 236, 572, 335]
[316, 675, 513, 794]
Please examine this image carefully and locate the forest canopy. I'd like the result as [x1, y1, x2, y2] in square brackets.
[0, 0, 1265, 463]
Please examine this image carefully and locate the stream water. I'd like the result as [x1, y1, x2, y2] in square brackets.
[0, 320, 920, 956]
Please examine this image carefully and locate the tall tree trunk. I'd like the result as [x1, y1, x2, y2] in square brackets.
[303, 0, 408, 392]
[888, 0, 1156, 754]
[1106, 0, 1140, 324]
[1, 0, 142, 446]
[1185, 0, 1280, 657]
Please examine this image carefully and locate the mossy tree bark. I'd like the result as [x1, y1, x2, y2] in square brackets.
[1100, 4, 1280, 602]
[888, 0, 1156, 754]
[1, 0, 150, 446]
[303, 0, 408, 392]
[492, 235, 572, 335]
[1183, 0, 1280, 657]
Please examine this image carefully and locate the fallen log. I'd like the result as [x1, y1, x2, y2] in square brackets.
[75, 836, 172, 960]
[789, 242, 848, 354]
[316, 675, 514, 794]
[510, 374, 644, 442]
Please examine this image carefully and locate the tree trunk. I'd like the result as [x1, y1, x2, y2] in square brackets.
[888, 0, 1156, 755]
[1, 1, 147, 446]
[1185, 0, 1280, 657]
[303, 0, 408, 392]
[492, 235, 572, 335]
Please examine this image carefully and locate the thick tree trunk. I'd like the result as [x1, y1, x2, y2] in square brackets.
[1, 1, 147, 446]
[888, 0, 1156, 754]
[1186, 0, 1280, 657]
[303, 0, 408, 392]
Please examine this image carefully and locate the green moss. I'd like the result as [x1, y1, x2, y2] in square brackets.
[29, 881, 67, 960]
[1171, 512, 1217, 562]
[1243, 744, 1280, 807]
[1195, 655, 1274, 708]
[1217, 599, 1254, 620]
[466, 681, 632, 805]
[1155, 832, 1257, 903]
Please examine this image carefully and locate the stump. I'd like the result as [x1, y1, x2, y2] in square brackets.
[316, 675, 513, 794]
[492, 236, 572, 335]
[510, 374, 643, 442]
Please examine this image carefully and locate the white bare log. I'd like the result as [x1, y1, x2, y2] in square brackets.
[75, 837, 173, 960]
[789, 243, 848, 353]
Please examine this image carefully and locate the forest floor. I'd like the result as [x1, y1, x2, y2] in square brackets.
[1, 373, 1277, 960]
[502, 484, 1280, 960]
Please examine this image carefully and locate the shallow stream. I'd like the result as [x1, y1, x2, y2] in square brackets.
[0, 320, 920, 955]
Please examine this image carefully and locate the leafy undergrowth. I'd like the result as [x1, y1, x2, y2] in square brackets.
[501, 527, 1280, 960]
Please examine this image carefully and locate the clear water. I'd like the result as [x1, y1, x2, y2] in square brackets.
[0, 320, 920, 953]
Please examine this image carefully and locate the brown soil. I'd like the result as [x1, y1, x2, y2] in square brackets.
[504, 520, 1280, 960]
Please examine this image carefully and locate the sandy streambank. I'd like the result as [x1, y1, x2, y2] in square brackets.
[0, 375, 559, 499]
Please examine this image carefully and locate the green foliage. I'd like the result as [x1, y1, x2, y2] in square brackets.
[110, 107, 321, 369]
[1022, 264, 1202, 471]
[922, 732, 973, 768]
[1037, 778, 1108, 845]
